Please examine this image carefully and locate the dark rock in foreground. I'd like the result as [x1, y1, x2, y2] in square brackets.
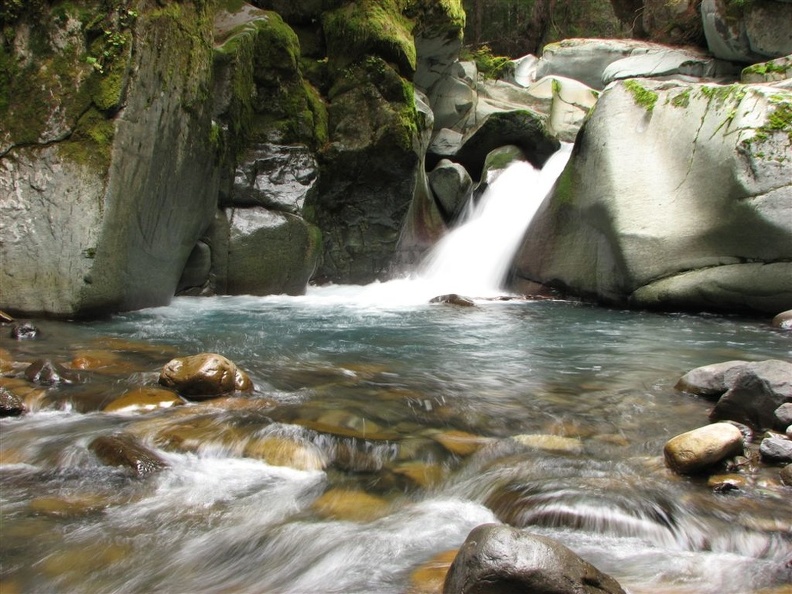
[89, 433, 167, 477]
[443, 523, 625, 594]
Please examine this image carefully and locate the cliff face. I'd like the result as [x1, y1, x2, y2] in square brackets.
[1, 0, 219, 316]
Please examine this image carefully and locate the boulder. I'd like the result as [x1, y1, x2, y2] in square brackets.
[663, 423, 744, 475]
[759, 434, 792, 462]
[675, 360, 750, 398]
[709, 360, 792, 430]
[702, 0, 792, 63]
[520, 75, 599, 142]
[776, 402, 792, 426]
[428, 159, 474, 221]
[24, 360, 82, 386]
[175, 240, 212, 295]
[430, 294, 476, 307]
[159, 353, 253, 399]
[0, 387, 26, 417]
[225, 207, 321, 296]
[514, 79, 792, 315]
[640, 0, 705, 45]
[0, 1, 219, 316]
[772, 309, 792, 329]
[742, 56, 792, 84]
[88, 432, 167, 477]
[442, 524, 626, 594]
[601, 46, 739, 85]
[228, 143, 319, 213]
[781, 463, 792, 486]
[103, 387, 185, 414]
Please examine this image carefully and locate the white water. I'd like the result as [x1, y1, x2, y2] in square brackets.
[416, 143, 573, 298]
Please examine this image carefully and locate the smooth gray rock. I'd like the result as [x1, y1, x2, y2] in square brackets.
[772, 309, 792, 329]
[664, 423, 745, 475]
[225, 207, 320, 296]
[443, 524, 626, 594]
[759, 435, 792, 462]
[702, 0, 792, 63]
[675, 360, 750, 398]
[428, 159, 473, 220]
[601, 47, 739, 85]
[230, 144, 318, 213]
[776, 403, 792, 426]
[514, 79, 792, 314]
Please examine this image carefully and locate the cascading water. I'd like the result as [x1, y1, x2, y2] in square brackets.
[416, 143, 573, 298]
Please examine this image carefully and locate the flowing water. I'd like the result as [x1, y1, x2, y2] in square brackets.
[2, 153, 792, 593]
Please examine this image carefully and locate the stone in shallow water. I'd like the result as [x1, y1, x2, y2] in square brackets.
[311, 488, 390, 522]
[299, 410, 401, 441]
[663, 423, 744, 475]
[431, 429, 491, 456]
[511, 433, 584, 454]
[391, 461, 446, 489]
[429, 294, 475, 307]
[0, 387, 26, 417]
[759, 435, 792, 463]
[243, 435, 327, 471]
[102, 387, 184, 413]
[159, 352, 253, 398]
[409, 549, 458, 594]
[780, 464, 792, 487]
[89, 433, 167, 477]
[24, 359, 82, 385]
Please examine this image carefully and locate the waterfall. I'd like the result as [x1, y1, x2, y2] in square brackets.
[417, 143, 573, 298]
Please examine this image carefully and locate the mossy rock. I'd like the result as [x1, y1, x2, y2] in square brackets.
[322, 0, 416, 77]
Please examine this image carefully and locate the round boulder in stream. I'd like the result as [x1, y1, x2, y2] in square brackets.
[443, 523, 626, 594]
[159, 353, 253, 399]
[663, 423, 744, 475]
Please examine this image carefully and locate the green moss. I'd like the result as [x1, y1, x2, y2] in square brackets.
[742, 61, 788, 77]
[554, 164, 576, 206]
[322, 0, 416, 76]
[699, 84, 747, 104]
[460, 44, 512, 80]
[670, 88, 691, 108]
[58, 107, 115, 170]
[624, 80, 658, 112]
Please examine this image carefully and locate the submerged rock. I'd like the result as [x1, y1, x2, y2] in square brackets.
[0, 387, 26, 417]
[772, 310, 792, 330]
[10, 322, 39, 340]
[89, 433, 167, 477]
[663, 423, 744, 475]
[759, 435, 792, 463]
[102, 387, 185, 414]
[159, 353, 253, 399]
[442, 524, 626, 594]
[430, 294, 475, 307]
[24, 360, 82, 386]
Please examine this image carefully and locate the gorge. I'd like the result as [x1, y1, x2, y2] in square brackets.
[1, 1, 792, 593]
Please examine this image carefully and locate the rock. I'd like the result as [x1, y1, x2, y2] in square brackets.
[311, 488, 390, 521]
[0, 387, 26, 417]
[520, 75, 599, 142]
[442, 524, 626, 594]
[10, 322, 39, 340]
[640, 0, 705, 45]
[675, 360, 750, 398]
[512, 433, 584, 454]
[0, 310, 14, 323]
[760, 435, 792, 463]
[175, 240, 212, 295]
[300, 410, 401, 440]
[776, 402, 792, 426]
[158, 353, 253, 398]
[780, 464, 792, 486]
[772, 309, 792, 330]
[702, 0, 792, 63]
[225, 207, 321, 296]
[742, 56, 792, 84]
[663, 423, 745, 475]
[229, 143, 319, 213]
[409, 549, 458, 594]
[707, 473, 749, 492]
[24, 359, 82, 385]
[601, 47, 739, 85]
[431, 429, 491, 456]
[391, 461, 446, 488]
[428, 159, 474, 221]
[102, 387, 185, 414]
[243, 435, 327, 471]
[0, 2, 219, 316]
[710, 361, 792, 431]
[514, 79, 792, 315]
[430, 294, 475, 307]
[88, 433, 167, 477]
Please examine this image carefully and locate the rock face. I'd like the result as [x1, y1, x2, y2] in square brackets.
[443, 524, 626, 594]
[514, 79, 792, 314]
[701, 0, 792, 63]
[0, 2, 219, 316]
[663, 423, 744, 475]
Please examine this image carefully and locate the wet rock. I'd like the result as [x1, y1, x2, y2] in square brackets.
[780, 464, 792, 487]
[391, 461, 446, 489]
[511, 433, 584, 454]
[431, 429, 491, 456]
[243, 435, 327, 471]
[759, 435, 792, 463]
[707, 473, 749, 493]
[300, 410, 401, 441]
[428, 159, 473, 221]
[0, 310, 14, 323]
[675, 360, 748, 398]
[102, 387, 185, 414]
[159, 353, 253, 399]
[311, 488, 390, 522]
[663, 423, 744, 475]
[0, 387, 26, 417]
[443, 524, 626, 594]
[409, 549, 458, 594]
[772, 309, 792, 330]
[88, 433, 167, 477]
[430, 294, 475, 307]
[11, 322, 40, 340]
[24, 359, 82, 385]
[776, 403, 792, 427]
[710, 361, 792, 431]
[70, 349, 142, 374]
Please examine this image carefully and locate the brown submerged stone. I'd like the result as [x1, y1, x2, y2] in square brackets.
[89, 433, 167, 476]
[243, 436, 327, 471]
[430, 429, 491, 456]
[159, 352, 253, 398]
[409, 549, 458, 594]
[311, 488, 391, 521]
[102, 387, 185, 414]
